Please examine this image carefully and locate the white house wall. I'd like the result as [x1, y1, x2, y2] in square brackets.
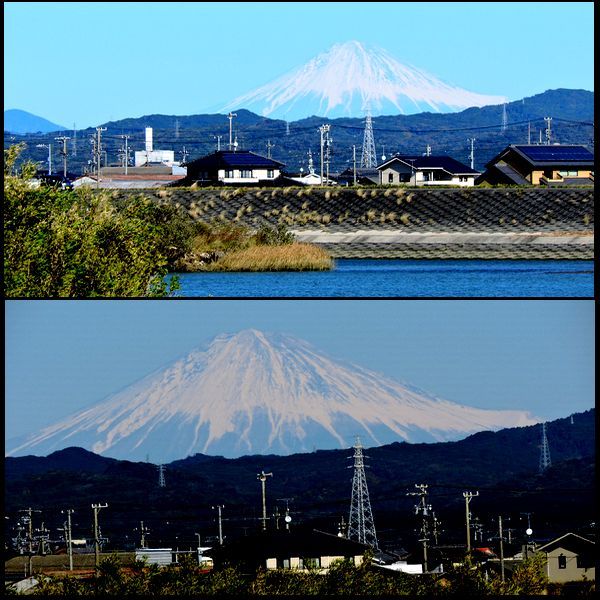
[218, 168, 280, 183]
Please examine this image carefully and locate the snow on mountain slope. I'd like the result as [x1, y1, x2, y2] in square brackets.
[6, 330, 537, 462]
[221, 41, 507, 120]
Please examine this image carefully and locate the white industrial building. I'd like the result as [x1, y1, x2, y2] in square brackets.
[134, 127, 176, 167]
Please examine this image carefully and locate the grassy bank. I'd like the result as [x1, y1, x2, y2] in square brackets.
[206, 243, 333, 271]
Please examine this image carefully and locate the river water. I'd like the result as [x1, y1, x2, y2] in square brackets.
[170, 259, 594, 297]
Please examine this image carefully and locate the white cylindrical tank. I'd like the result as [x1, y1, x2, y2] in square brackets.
[145, 127, 153, 153]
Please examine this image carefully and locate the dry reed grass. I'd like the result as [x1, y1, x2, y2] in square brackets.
[207, 243, 332, 272]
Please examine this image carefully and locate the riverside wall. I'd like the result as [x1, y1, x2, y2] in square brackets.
[106, 187, 594, 259]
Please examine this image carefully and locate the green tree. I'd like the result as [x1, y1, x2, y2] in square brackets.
[4, 144, 181, 297]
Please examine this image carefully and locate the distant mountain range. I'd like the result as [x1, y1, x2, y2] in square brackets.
[4, 108, 66, 134]
[5, 89, 594, 173]
[6, 330, 537, 462]
[4, 409, 594, 549]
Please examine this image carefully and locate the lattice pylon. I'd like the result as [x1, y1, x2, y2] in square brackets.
[539, 422, 551, 473]
[360, 108, 377, 168]
[347, 437, 379, 549]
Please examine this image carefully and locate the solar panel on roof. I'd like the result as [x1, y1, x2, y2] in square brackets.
[516, 145, 593, 162]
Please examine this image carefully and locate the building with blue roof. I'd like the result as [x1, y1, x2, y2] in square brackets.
[376, 155, 481, 187]
[478, 144, 594, 186]
[184, 150, 285, 186]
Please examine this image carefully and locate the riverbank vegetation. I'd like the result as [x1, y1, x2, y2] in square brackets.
[4, 145, 331, 297]
[206, 243, 332, 272]
[17, 551, 569, 596]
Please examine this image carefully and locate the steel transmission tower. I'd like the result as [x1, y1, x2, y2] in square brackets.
[539, 422, 551, 472]
[347, 437, 379, 549]
[501, 102, 508, 133]
[360, 108, 377, 168]
[157, 464, 166, 487]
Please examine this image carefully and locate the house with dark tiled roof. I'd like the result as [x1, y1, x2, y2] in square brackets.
[184, 150, 285, 186]
[376, 155, 480, 187]
[478, 144, 594, 186]
[535, 533, 595, 583]
[208, 529, 369, 574]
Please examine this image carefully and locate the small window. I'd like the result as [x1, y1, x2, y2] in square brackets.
[267, 169, 274, 178]
[558, 554, 567, 569]
[303, 557, 321, 569]
[224, 170, 234, 178]
[388, 173, 394, 183]
[240, 169, 253, 178]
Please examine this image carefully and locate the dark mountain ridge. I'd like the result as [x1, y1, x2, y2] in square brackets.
[5, 89, 593, 175]
[5, 409, 594, 550]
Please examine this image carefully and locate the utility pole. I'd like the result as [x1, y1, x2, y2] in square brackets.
[463, 491, 479, 553]
[62, 509, 74, 571]
[95, 127, 106, 187]
[36, 144, 52, 175]
[55, 136, 70, 177]
[319, 124, 330, 185]
[257, 471, 272, 531]
[139, 521, 149, 549]
[352, 145, 357, 185]
[180, 146, 189, 164]
[266, 140, 275, 159]
[92, 503, 108, 568]
[212, 505, 224, 544]
[468, 138, 476, 170]
[528, 122, 531, 144]
[120, 135, 130, 175]
[227, 112, 237, 150]
[407, 484, 431, 573]
[544, 117, 552, 145]
[408, 158, 416, 187]
[499, 515, 505, 582]
[277, 498, 293, 531]
[325, 128, 331, 185]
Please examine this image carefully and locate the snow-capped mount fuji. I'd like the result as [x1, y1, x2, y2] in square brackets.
[6, 330, 537, 462]
[221, 41, 507, 120]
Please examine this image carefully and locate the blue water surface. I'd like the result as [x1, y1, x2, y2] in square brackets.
[170, 259, 594, 298]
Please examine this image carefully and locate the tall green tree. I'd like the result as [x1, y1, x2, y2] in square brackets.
[4, 145, 181, 297]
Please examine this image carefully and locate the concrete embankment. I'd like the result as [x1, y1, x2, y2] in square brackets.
[107, 187, 594, 259]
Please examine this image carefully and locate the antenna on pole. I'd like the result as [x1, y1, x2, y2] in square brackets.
[347, 436, 379, 549]
[539, 422, 552, 472]
[360, 106, 377, 168]
[267, 139, 275, 159]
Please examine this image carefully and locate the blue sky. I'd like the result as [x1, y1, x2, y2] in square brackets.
[4, 2, 594, 128]
[5, 300, 594, 441]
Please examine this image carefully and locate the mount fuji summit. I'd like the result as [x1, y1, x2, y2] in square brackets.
[221, 41, 507, 120]
[6, 330, 537, 462]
